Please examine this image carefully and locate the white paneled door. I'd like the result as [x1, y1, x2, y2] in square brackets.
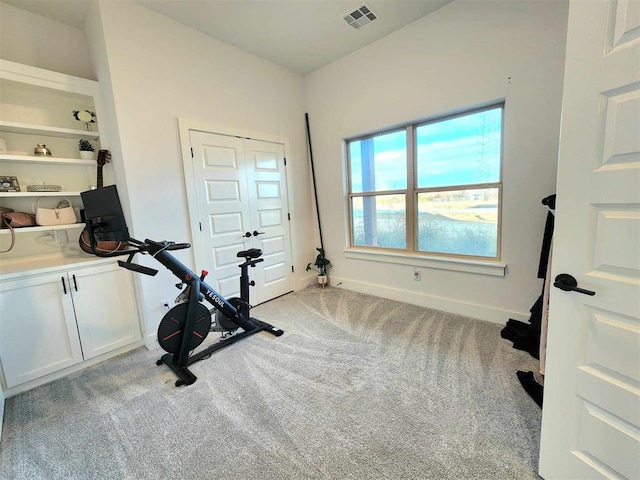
[243, 138, 295, 303]
[538, 1, 640, 479]
[189, 130, 294, 305]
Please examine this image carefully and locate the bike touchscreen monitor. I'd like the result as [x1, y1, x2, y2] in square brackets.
[80, 185, 130, 241]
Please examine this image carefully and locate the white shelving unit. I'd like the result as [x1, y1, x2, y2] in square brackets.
[0, 60, 143, 398]
[0, 120, 99, 139]
[0, 154, 95, 166]
[0, 59, 105, 259]
[0, 223, 84, 236]
[0, 191, 83, 197]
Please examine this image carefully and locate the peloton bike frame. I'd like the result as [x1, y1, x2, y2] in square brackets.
[80, 185, 283, 387]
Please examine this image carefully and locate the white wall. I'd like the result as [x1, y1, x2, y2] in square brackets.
[88, 1, 314, 341]
[304, 0, 569, 323]
[0, 2, 94, 79]
[0, 0, 569, 332]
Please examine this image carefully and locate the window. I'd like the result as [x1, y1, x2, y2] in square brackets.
[347, 104, 503, 259]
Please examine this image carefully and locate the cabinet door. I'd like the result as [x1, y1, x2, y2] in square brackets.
[71, 264, 141, 360]
[0, 273, 83, 388]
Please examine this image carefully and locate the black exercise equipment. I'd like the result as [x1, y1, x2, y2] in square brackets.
[80, 185, 284, 387]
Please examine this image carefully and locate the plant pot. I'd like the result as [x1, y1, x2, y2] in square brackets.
[317, 274, 328, 287]
[79, 151, 95, 160]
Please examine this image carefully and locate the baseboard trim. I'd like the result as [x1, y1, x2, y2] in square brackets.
[139, 274, 524, 329]
[329, 276, 529, 325]
[296, 274, 320, 291]
[144, 333, 160, 351]
[0, 387, 5, 444]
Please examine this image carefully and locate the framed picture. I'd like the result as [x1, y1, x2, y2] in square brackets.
[0, 176, 21, 192]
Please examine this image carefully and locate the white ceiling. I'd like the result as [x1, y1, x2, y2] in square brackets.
[2, 0, 453, 74]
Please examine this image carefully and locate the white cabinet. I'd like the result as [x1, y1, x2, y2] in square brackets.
[70, 264, 140, 360]
[0, 59, 106, 252]
[0, 271, 83, 387]
[0, 60, 142, 395]
[0, 262, 141, 388]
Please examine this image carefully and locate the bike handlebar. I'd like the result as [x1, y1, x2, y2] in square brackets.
[143, 239, 191, 251]
[87, 237, 191, 259]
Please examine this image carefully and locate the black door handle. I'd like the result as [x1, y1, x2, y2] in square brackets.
[253, 231, 265, 236]
[553, 274, 596, 296]
[243, 232, 252, 238]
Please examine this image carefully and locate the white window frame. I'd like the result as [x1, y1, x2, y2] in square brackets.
[345, 103, 506, 277]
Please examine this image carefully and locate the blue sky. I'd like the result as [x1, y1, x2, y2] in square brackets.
[350, 107, 502, 192]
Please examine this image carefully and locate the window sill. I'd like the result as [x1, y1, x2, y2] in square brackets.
[343, 248, 506, 277]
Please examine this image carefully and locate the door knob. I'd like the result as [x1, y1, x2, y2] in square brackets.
[243, 232, 252, 238]
[253, 231, 265, 236]
[553, 274, 596, 296]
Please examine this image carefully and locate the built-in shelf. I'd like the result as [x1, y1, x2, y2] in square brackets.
[0, 191, 82, 198]
[0, 154, 95, 166]
[0, 223, 84, 236]
[0, 59, 104, 269]
[0, 120, 99, 140]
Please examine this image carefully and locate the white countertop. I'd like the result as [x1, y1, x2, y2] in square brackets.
[0, 252, 117, 281]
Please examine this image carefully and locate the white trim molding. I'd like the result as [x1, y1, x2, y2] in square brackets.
[329, 275, 527, 325]
[344, 248, 506, 277]
[176, 117, 299, 292]
[0, 385, 4, 443]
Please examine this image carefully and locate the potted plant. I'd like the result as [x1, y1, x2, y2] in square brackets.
[306, 247, 332, 287]
[78, 139, 95, 160]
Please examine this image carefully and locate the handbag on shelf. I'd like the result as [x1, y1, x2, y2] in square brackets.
[2, 211, 36, 228]
[1, 211, 36, 253]
[33, 197, 77, 227]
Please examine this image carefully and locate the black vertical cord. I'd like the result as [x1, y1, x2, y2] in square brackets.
[305, 113, 324, 251]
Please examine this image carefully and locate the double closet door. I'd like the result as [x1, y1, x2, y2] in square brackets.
[188, 131, 294, 305]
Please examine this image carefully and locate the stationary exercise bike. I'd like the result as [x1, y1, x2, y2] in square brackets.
[80, 185, 284, 387]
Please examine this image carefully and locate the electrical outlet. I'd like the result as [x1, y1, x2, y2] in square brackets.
[161, 299, 171, 312]
[413, 268, 421, 281]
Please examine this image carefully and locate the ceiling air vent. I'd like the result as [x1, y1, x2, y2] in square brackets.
[343, 4, 378, 30]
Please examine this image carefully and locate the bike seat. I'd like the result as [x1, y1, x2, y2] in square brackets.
[237, 248, 262, 259]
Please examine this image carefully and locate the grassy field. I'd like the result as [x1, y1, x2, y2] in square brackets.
[352, 199, 498, 256]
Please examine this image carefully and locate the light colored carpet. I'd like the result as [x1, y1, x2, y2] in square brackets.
[0, 287, 541, 479]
